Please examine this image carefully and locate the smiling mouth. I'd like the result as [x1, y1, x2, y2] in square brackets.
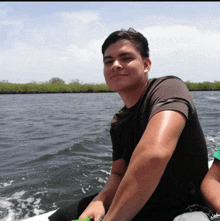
[110, 74, 127, 79]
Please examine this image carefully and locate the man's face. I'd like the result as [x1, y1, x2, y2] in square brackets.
[103, 40, 151, 93]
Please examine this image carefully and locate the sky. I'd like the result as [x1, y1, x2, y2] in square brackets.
[0, 1, 220, 84]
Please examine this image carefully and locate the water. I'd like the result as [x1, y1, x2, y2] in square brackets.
[0, 92, 220, 220]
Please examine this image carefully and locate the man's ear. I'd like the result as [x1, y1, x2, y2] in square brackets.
[144, 58, 151, 73]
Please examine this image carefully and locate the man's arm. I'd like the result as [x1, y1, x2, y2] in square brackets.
[201, 159, 220, 213]
[103, 110, 186, 221]
[79, 158, 127, 221]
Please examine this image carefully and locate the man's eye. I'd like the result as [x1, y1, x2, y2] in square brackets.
[105, 60, 112, 65]
[123, 57, 131, 61]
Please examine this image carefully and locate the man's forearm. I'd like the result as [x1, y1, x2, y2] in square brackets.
[201, 161, 220, 214]
[79, 159, 127, 221]
[94, 172, 124, 210]
[201, 180, 220, 214]
[103, 151, 171, 221]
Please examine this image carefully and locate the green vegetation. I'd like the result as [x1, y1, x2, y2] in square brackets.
[185, 81, 220, 91]
[0, 82, 113, 94]
[0, 78, 220, 94]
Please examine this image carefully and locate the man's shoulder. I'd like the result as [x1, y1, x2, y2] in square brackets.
[149, 75, 184, 85]
[148, 75, 187, 92]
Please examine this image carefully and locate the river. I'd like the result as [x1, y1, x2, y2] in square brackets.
[0, 92, 220, 220]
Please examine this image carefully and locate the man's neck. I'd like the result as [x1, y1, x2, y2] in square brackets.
[118, 82, 148, 109]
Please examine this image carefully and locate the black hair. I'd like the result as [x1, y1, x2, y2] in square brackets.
[102, 28, 149, 58]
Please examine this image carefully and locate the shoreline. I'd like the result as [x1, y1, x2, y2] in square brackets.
[0, 90, 115, 94]
[1, 82, 220, 94]
[1, 89, 220, 94]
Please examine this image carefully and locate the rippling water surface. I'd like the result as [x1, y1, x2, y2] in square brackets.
[0, 92, 220, 220]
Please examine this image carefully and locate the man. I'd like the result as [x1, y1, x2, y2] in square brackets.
[49, 28, 209, 221]
[201, 145, 220, 214]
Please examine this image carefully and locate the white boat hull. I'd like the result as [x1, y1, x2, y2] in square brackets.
[23, 210, 56, 220]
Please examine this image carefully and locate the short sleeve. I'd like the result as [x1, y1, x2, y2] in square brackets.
[214, 146, 220, 160]
[149, 77, 193, 120]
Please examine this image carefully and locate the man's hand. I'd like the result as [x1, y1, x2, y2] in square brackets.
[173, 212, 209, 221]
[79, 159, 126, 221]
[78, 200, 105, 221]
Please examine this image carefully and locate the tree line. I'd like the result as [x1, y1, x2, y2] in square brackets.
[0, 78, 112, 94]
[0, 78, 220, 94]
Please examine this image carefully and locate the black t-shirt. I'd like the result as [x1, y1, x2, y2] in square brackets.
[110, 76, 208, 218]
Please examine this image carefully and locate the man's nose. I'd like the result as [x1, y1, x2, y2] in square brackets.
[111, 60, 123, 71]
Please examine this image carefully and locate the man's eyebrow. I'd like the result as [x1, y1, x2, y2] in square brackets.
[119, 52, 133, 57]
[103, 52, 133, 60]
[103, 55, 112, 61]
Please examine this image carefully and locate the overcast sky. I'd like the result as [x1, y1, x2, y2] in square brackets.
[0, 1, 220, 84]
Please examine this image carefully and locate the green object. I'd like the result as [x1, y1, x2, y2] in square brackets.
[72, 218, 91, 221]
[214, 145, 220, 160]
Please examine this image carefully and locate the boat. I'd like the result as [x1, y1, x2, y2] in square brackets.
[22, 210, 56, 221]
